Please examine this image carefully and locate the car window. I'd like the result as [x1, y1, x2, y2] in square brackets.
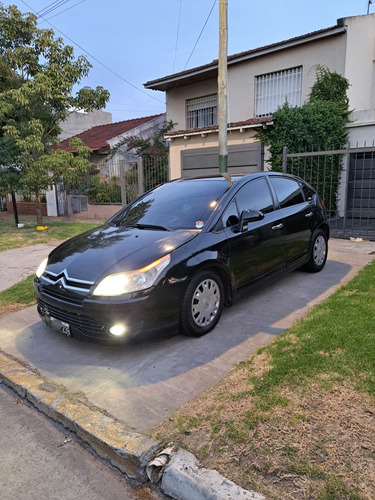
[270, 177, 304, 208]
[110, 178, 231, 231]
[235, 177, 274, 214]
[301, 182, 315, 201]
[221, 201, 239, 228]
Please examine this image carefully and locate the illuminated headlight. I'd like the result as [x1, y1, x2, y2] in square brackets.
[36, 258, 48, 278]
[93, 254, 170, 296]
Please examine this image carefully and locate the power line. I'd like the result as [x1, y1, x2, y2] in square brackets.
[172, 0, 182, 73]
[37, 0, 72, 18]
[19, 0, 165, 105]
[41, 0, 86, 22]
[184, 0, 217, 70]
[165, 0, 217, 105]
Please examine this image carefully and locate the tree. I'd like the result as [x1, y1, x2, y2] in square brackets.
[0, 4, 110, 225]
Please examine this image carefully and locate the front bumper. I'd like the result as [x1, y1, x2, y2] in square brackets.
[34, 279, 182, 342]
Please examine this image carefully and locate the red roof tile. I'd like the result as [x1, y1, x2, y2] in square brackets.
[58, 114, 164, 153]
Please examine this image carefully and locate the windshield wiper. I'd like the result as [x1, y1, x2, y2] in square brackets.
[132, 223, 170, 231]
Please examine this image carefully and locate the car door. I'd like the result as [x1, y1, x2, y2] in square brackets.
[223, 177, 286, 288]
[269, 176, 315, 265]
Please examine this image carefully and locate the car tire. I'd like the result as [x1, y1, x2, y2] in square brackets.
[304, 229, 328, 273]
[180, 270, 224, 337]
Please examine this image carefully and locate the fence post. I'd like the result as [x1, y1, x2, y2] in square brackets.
[119, 159, 127, 206]
[137, 157, 144, 196]
[282, 146, 288, 173]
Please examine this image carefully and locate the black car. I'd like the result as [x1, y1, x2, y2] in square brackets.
[34, 172, 329, 342]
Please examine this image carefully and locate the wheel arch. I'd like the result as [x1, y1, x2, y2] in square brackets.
[186, 261, 234, 307]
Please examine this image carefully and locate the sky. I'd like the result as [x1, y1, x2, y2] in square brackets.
[2, 0, 374, 123]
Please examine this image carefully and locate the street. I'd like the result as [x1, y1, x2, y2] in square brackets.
[0, 386, 158, 500]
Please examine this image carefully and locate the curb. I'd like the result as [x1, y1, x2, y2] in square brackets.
[0, 350, 266, 499]
[0, 350, 159, 485]
[161, 448, 265, 500]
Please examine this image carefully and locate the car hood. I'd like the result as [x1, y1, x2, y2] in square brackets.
[46, 225, 198, 282]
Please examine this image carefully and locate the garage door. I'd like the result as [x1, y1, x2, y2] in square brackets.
[181, 143, 263, 177]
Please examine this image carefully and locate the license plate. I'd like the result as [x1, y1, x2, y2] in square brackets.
[50, 316, 71, 337]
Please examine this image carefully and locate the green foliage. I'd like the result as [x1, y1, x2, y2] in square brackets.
[0, 274, 35, 306]
[309, 65, 350, 115]
[0, 3, 109, 224]
[257, 67, 349, 213]
[87, 174, 121, 204]
[0, 167, 22, 197]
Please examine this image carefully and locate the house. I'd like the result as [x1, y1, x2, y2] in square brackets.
[59, 108, 112, 141]
[46, 113, 167, 219]
[58, 113, 166, 176]
[144, 13, 375, 180]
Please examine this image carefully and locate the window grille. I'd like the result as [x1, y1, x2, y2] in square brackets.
[186, 94, 217, 129]
[255, 67, 302, 118]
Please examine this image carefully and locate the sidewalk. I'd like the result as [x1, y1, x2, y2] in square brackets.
[1, 237, 375, 496]
[0, 244, 56, 291]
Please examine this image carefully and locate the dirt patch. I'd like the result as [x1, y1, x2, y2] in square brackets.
[151, 371, 375, 499]
[0, 301, 36, 317]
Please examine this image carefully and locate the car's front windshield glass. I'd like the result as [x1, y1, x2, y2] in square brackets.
[111, 178, 231, 231]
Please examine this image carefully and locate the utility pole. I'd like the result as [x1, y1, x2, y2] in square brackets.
[218, 0, 228, 173]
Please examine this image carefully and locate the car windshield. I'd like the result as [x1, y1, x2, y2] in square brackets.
[110, 178, 231, 231]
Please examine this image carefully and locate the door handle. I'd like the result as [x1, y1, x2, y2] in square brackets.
[305, 212, 313, 218]
[272, 223, 283, 230]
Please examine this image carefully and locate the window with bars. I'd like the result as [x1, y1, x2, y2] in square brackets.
[186, 94, 217, 129]
[255, 67, 303, 118]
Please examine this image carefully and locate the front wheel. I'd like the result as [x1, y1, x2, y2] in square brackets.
[180, 271, 224, 337]
[304, 229, 328, 273]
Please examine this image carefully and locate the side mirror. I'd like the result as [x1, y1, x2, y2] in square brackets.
[239, 209, 264, 232]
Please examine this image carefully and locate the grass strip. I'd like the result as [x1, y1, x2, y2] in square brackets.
[0, 274, 35, 309]
[151, 260, 375, 499]
[0, 218, 99, 251]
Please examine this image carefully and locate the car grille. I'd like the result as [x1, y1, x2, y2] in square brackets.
[41, 287, 85, 305]
[37, 299, 143, 339]
[41, 269, 94, 306]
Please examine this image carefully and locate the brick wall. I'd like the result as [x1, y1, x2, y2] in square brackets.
[6, 200, 47, 216]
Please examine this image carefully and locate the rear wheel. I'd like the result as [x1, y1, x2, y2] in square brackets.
[180, 271, 224, 337]
[304, 229, 328, 272]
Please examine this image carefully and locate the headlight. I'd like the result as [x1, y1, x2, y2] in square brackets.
[93, 254, 170, 296]
[36, 258, 48, 278]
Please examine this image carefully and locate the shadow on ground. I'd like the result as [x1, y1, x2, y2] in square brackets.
[14, 260, 350, 390]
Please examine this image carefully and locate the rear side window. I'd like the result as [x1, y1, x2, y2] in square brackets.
[270, 177, 304, 208]
[301, 182, 315, 201]
[235, 177, 274, 214]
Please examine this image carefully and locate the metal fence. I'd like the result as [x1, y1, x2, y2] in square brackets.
[69, 154, 169, 206]
[283, 144, 375, 241]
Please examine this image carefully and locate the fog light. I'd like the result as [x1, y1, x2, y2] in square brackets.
[110, 324, 126, 336]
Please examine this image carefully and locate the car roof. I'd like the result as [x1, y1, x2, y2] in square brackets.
[170, 171, 286, 184]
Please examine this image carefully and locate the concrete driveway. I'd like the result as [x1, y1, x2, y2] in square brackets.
[0, 238, 374, 432]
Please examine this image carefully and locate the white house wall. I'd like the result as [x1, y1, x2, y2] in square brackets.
[344, 14, 375, 113]
[228, 35, 346, 123]
[166, 37, 347, 133]
[166, 79, 217, 130]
